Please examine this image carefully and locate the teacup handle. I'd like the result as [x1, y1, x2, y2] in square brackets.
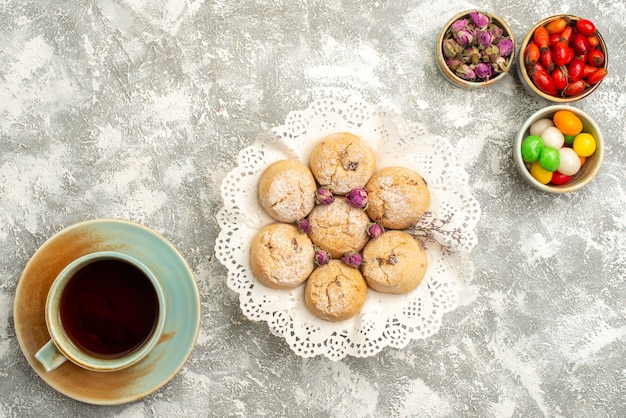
[35, 340, 68, 372]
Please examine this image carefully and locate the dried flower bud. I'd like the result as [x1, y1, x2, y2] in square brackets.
[484, 44, 500, 62]
[494, 56, 508, 73]
[345, 188, 368, 209]
[455, 64, 476, 80]
[488, 23, 504, 44]
[450, 18, 469, 33]
[474, 63, 493, 80]
[314, 249, 330, 265]
[442, 38, 463, 59]
[476, 30, 492, 49]
[445, 58, 463, 71]
[297, 218, 311, 233]
[462, 46, 481, 65]
[497, 38, 514, 57]
[315, 187, 334, 205]
[341, 252, 362, 268]
[367, 223, 384, 239]
[469, 11, 489, 28]
[454, 29, 474, 46]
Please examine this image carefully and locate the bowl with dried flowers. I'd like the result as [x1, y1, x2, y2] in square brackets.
[436, 10, 516, 88]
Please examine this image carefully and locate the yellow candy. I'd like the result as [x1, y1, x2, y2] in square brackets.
[572, 133, 596, 157]
[529, 161, 553, 184]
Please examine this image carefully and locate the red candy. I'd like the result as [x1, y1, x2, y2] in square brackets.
[550, 171, 572, 185]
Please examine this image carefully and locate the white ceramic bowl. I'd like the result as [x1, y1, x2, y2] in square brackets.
[514, 105, 604, 193]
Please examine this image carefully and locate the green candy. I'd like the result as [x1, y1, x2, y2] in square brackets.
[539, 146, 560, 172]
[563, 134, 576, 146]
[521, 135, 545, 163]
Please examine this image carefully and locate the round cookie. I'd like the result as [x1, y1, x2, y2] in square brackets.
[307, 197, 370, 258]
[304, 260, 368, 321]
[309, 132, 376, 195]
[366, 166, 430, 230]
[361, 230, 427, 294]
[258, 159, 316, 223]
[250, 223, 315, 290]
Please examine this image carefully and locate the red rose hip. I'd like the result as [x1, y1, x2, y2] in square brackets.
[575, 19, 596, 36]
[532, 70, 558, 96]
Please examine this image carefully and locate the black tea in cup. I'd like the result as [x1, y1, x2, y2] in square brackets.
[59, 259, 160, 358]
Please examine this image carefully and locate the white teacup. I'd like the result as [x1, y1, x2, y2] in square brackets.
[35, 251, 167, 372]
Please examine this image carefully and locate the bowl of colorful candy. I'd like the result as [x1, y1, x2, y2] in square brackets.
[518, 15, 608, 102]
[436, 10, 515, 88]
[514, 105, 604, 193]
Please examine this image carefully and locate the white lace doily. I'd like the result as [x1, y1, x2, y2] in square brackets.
[215, 96, 480, 361]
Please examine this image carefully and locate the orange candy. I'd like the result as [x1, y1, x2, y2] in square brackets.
[553, 110, 583, 136]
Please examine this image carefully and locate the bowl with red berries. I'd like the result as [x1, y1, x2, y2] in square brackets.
[517, 15, 608, 102]
[514, 105, 604, 193]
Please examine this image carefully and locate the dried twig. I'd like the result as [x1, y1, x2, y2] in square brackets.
[407, 211, 463, 255]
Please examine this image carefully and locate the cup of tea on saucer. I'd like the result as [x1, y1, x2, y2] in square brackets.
[35, 251, 167, 372]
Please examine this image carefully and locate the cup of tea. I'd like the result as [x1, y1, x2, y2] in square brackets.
[35, 251, 167, 372]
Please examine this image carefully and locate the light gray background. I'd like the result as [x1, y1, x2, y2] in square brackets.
[1, 0, 624, 417]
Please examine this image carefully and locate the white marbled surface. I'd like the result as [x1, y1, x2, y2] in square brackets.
[1, 0, 625, 416]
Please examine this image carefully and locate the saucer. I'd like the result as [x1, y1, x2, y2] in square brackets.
[14, 219, 201, 405]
